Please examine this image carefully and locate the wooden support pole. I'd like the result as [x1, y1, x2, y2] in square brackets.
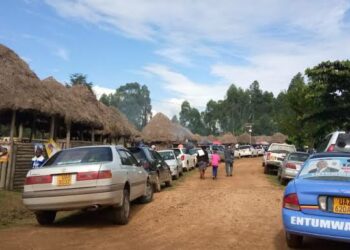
[91, 128, 95, 144]
[49, 116, 55, 140]
[18, 123, 23, 141]
[66, 120, 71, 149]
[9, 110, 16, 141]
[30, 114, 37, 141]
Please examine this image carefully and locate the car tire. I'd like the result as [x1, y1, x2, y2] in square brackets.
[165, 171, 172, 187]
[174, 168, 179, 180]
[264, 164, 269, 175]
[35, 211, 56, 225]
[139, 180, 153, 204]
[280, 177, 287, 185]
[154, 175, 161, 192]
[113, 189, 130, 225]
[286, 232, 303, 248]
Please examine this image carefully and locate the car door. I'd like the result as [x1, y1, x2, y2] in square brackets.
[151, 150, 167, 182]
[124, 150, 146, 197]
[117, 149, 139, 200]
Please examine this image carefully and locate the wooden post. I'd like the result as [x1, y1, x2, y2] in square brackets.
[66, 120, 71, 149]
[91, 128, 95, 144]
[30, 114, 37, 141]
[5, 140, 14, 190]
[9, 110, 16, 141]
[18, 123, 23, 141]
[49, 116, 55, 140]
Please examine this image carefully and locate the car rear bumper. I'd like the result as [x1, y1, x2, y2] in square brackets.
[282, 169, 298, 179]
[22, 184, 124, 211]
[283, 208, 350, 243]
[266, 160, 281, 168]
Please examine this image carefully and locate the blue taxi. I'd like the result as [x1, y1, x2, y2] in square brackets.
[282, 152, 350, 248]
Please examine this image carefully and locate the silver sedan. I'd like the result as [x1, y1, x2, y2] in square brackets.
[277, 152, 309, 185]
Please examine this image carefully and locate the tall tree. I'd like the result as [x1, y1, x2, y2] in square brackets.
[179, 101, 206, 134]
[67, 73, 93, 92]
[100, 82, 152, 129]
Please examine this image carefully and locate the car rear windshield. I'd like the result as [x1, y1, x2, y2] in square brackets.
[173, 149, 181, 157]
[128, 148, 148, 162]
[335, 133, 350, 152]
[299, 157, 350, 181]
[158, 151, 175, 160]
[44, 147, 113, 166]
[288, 153, 309, 162]
[269, 144, 295, 153]
[189, 148, 198, 155]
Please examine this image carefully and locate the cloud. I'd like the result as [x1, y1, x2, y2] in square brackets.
[93, 85, 115, 99]
[54, 48, 69, 61]
[144, 64, 228, 115]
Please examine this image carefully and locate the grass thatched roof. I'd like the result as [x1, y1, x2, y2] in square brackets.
[142, 113, 177, 142]
[172, 122, 194, 142]
[271, 132, 287, 143]
[237, 133, 251, 144]
[220, 132, 237, 144]
[0, 44, 55, 115]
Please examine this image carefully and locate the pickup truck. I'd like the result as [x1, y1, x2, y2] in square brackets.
[263, 143, 296, 175]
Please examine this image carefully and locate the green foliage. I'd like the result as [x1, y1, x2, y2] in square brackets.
[99, 82, 152, 130]
[179, 101, 206, 134]
[67, 73, 93, 93]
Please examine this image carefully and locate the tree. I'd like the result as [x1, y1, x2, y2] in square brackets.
[171, 115, 179, 123]
[179, 101, 206, 134]
[100, 83, 152, 130]
[67, 73, 93, 92]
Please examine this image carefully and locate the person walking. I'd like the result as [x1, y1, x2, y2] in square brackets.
[211, 150, 220, 179]
[224, 145, 234, 176]
[197, 147, 209, 179]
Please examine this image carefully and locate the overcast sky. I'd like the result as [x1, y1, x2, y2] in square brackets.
[1, 0, 350, 117]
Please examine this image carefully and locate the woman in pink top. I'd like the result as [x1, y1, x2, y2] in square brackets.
[211, 150, 220, 179]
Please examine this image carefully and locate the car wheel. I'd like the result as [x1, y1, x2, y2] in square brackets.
[154, 175, 161, 192]
[139, 180, 153, 204]
[174, 168, 179, 180]
[280, 177, 287, 185]
[35, 211, 56, 225]
[286, 232, 303, 248]
[264, 164, 269, 175]
[187, 161, 191, 170]
[113, 189, 130, 225]
[165, 171, 172, 187]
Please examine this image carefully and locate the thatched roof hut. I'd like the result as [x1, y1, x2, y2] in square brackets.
[254, 135, 270, 145]
[237, 133, 251, 144]
[142, 113, 177, 142]
[0, 44, 55, 115]
[220, 132, 237, 145]
[271, 132, 287, 143]
[172, 122, 194, 142]
[192, 133, 202, 142]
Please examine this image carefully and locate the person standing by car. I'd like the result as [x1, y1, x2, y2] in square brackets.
[211, 150, 220, 179]
[32, 145, 45, 168]
[224, 145, 234, 177]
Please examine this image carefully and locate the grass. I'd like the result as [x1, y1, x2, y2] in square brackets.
[265, 174, 285, 190]
[0, 190, 35, 229]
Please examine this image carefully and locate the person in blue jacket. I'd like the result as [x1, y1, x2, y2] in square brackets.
[32, 146, 45, 168]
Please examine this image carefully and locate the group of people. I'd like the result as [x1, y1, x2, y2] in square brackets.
[197, 145, 235, 180]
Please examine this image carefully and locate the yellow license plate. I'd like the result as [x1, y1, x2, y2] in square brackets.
[57, 174, 71, 186]
[333, 197, 350, 214]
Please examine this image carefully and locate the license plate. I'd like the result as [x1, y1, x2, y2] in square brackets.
[333, 197, 350, 214]
[57, 174, 71, 186]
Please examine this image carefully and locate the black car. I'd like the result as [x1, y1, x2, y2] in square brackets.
[128, 146, 172, 192]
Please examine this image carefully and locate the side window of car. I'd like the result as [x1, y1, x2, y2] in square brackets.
[317, 134, 331, 152]
[117, 150, 132, 166]
[124, 150, 138, 166]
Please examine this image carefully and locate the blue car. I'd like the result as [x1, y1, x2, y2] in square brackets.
[282, 152, 350, 248]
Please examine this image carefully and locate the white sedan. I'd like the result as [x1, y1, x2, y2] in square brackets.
[22, 145, 153, 225]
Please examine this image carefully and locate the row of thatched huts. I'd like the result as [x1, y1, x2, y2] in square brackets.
[0, 44, 139, 146]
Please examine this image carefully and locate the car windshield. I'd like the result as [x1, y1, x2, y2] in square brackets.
[158, 151, 175, 160]
[299, 157, 350, 181]
[288, 153, 309, 162]
[44, 147, 113, 166]
[269, 144, 295, 153]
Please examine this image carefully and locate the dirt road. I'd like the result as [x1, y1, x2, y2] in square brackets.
[0, 157, 349, 249]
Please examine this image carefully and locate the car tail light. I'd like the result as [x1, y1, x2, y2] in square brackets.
[25, 175, 52, 185]
[283, 193, 300, 211]
[77, 170, 112, 181]
[181, 155, 185, 161]
[286, 163, 296, 169]
[267, 152, 271, 160]
[327, 144, 335, 152]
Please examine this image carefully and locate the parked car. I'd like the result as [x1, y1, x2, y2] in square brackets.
[208, 144, 225, 161]
[254, 145, 265, 156]
[189, 148, 201, 167]
[282, 152, 350, 248]
[128, 146, 172, 192]
[172, 148, 194, 171]
[317, 131, 350, 153]
[277, 152, 310, 185]
[237, 145, 256, 157]
[264, 143, 296, 175]
[158, 149, 183, 179]
[22, 145, 153, 225]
